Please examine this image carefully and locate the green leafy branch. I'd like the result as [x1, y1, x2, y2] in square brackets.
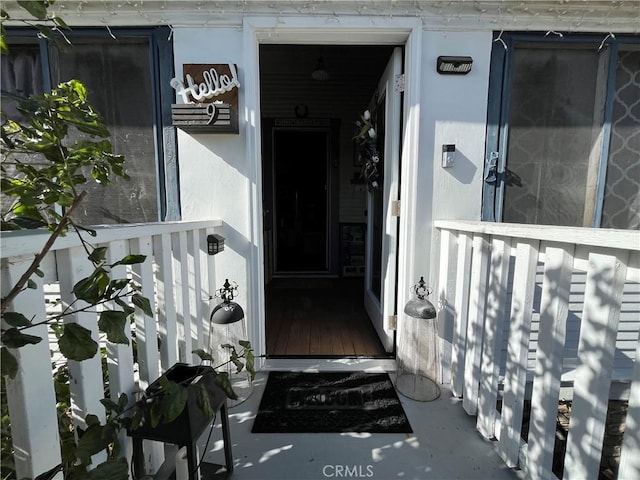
[1, 1, 71, 56]
[0, 80, 146, 379]
[50, 338, 257, 479]
[192, 340, 257, 400]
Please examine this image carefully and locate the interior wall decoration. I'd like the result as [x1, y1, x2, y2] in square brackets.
[170, 63, 240, 133]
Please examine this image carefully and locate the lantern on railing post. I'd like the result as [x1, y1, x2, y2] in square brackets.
[395, 276, 441, 402]
[207, 234, 225, 255]
[209, 279, 253, 407]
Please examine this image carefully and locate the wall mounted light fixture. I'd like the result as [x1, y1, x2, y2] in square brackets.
[207, 234, 225, 255]
[436, 56, 473, 75]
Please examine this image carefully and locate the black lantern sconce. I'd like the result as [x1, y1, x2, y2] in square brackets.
[207, 234, 225, 255]
[436, 56, 473, 75]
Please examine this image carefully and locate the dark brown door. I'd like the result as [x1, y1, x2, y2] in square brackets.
[273, 129, 329, 273]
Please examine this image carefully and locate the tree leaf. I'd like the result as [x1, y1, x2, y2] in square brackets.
[76, 225, 97, 237]
[86, 457, 128, 480]
[245, 349, 256, 381]
[132, 294, 153, 317]
[75, 423, 110, 463]
[17, 0, 48, 20]
[52, 15, 70, 30]
[215, 372, 237, 400]
[1, 347, 18, 378]
[196, 383, 213, 419]
[73, 267, 109, 304]
[0, 35, 7, 56]
[149, 379, 187, 428]
[85, 414, 100, 427]
[108, 278, 129, 293]
[229, 350, 244, 373]
[115, 298, 135, 316]
[129, 407, 143, 431]
[117, 392, 128, 411]
[1, 328, 42, 348]
[2, 311, 33, 327]
[10, 216, 47, 229]
[192, 349, 214, 362]
[110, 254, 146, 267]
[58, 323, 98, 361]
[238, 340, 252, 349]
[97, 310, 129, 344]
[87, 247, 108, 264]
[99, 398, 120, 414]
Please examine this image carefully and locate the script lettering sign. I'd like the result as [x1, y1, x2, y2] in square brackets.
[170, 64, 240, 133]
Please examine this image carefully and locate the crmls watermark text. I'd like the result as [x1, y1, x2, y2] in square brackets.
[322, 465, 374, 478]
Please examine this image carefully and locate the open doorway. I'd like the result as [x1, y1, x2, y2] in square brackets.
[259, 44, 397, 358]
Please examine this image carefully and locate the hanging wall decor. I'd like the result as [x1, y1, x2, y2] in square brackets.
[353, 108, 381, 190]
[170, 63, 240, 133]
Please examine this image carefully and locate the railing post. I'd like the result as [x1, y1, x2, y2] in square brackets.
[477, 236, 512, 439]
[104, 240, 136, 465]
[563, 251, 628, 479]
[498, 239, 539, 467]
[154, 233, 178, 370]
[130, 236, 164, 474]
[462, 233, 490, 416]
[57, 247, 108, 467]
[451, 232, 473, 397]
[199, 228, 216, 352]
[437, 228, 454, 385]
[527, 242, 575, 480]
[2, 257, 62, 479]
[619, 326, 640, 479]
[173, 231, 192, 362]
[187, 230, 205, 358]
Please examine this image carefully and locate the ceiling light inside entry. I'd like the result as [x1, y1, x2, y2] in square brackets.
[311, 56, 330, 81]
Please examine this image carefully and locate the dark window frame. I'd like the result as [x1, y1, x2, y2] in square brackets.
[483, 31, 640, 228]
[3, 26, 179, 221]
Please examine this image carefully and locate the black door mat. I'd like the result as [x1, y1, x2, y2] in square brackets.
[251, 371, 413, 433]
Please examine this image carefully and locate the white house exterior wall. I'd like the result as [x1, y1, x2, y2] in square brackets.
[168, 23, 494, 365]
[172, 26, 253, 339]
[7, 0, 639, 366]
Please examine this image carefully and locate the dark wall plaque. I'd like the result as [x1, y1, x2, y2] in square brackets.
[170, 63, 240, 134]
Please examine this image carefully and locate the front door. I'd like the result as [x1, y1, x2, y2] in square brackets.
[273, 129, 329, 273]
[364, 47, 403, 352]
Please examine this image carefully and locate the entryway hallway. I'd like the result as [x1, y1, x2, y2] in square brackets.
[265, 278, 389, 357]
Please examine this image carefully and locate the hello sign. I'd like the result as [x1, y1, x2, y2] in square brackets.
[170, 64, 240, 133]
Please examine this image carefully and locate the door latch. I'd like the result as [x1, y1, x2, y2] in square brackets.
[484, 151, 499, 184]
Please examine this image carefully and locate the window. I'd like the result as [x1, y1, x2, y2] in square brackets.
[483, 33, 639, 230]
[1, 28, 177, 225]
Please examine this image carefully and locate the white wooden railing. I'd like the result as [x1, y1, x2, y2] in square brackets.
[434, 220, 640, 480]
[1, 220, 223, 479]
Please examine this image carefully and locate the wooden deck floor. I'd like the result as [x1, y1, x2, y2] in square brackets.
[265, 277, 390, 357]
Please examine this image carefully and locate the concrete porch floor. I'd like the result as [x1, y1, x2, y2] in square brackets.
[201, 371, 523, 480]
